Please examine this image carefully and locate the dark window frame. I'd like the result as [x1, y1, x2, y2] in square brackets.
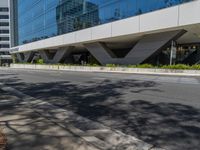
[0, 22, 9, 26]
[0, 30, 9, 34]
[0, 37, 9, 41]
[0, 44, 10, 48]
[0, 7, 9, 12]
[0, 15, 9, 19]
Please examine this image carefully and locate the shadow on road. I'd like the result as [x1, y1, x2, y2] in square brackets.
[0, 89, 98, 150]
[1, 72, 200, 150]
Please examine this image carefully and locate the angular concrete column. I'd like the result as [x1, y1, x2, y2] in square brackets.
[15, 52, 35, 63]
[84, 43, 117, 65]
[39, 47, 74, 64]
[124, 30, 186, 64]
[182, 48, 200, 65]
[85, 30, 186, 65]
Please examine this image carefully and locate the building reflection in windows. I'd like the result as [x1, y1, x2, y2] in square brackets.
[14, 0, 193, 46]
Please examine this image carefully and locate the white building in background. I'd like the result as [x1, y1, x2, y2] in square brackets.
[9, 0, 200, 65]
[0, 0, 12, 66]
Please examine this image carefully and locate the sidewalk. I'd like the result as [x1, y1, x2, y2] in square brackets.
[0, 83, 160, 150]
[0, 89, 98, 150]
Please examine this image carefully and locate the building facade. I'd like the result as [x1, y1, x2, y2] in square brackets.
[10, 0, 200, 65]
[0, 0, 12, 66]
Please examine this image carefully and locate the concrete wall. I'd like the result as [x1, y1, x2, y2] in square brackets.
[0, 0, 9, 7]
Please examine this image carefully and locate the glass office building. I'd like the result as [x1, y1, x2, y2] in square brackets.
[10, 0, 200, 65]
[14, 0, 192, 46]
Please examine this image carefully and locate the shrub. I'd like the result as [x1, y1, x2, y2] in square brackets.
[161, 64, 191, 70]
[90, 64, 100, 67]
[106, 64, 118, 67]
[37, 59, 44, 64]
[191, 64, 200, 70]
[136, 64, 154, 68]
[88, 55, 100, 65]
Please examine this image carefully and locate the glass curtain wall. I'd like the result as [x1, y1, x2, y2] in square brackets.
[15, 0, 192, 46]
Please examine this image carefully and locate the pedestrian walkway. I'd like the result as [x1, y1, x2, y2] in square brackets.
[0, 89, 98, 150]
[0, 84, 160, 150]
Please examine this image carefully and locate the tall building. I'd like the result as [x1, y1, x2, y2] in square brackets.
[0, 0, 12, 66]
[10, 0, 200, 65]
[56, 0, 99, 35]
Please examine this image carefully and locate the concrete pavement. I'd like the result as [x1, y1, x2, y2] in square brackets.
[0, 68, 200, 150]
[0, 83, 152, 150]
[0, 89, 101, 150]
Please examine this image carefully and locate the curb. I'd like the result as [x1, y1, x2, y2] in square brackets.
[9, 64, 200, 76]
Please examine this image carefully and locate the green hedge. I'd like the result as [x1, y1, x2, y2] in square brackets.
[36, 59, 44, 64]
[160, 64, 191, 70]
[106, 63, 200, 70]
[160, 64, 200, 70]
[130, 64, 154, 68]
[106, 64, 119, 67]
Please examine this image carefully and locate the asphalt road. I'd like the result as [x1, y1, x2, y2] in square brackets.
[0, 68, 200, 150]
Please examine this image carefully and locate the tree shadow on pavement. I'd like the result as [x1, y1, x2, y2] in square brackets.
[0, 89, 98, 150]
[0, 73, 200, 150]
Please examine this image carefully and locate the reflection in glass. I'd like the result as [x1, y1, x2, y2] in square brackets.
[14, 0, 192, 46]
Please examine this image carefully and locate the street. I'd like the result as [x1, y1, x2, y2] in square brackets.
[0, 68, 200, 150]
